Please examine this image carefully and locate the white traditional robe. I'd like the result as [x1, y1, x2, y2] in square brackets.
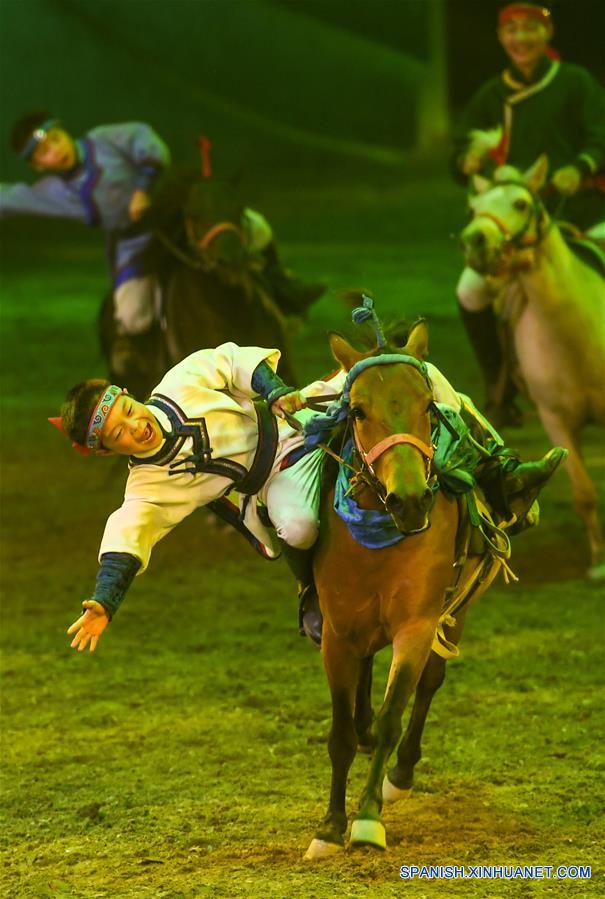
[99, 343, 461, 574]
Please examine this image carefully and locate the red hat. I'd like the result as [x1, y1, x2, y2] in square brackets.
[498, 3, 552, 28]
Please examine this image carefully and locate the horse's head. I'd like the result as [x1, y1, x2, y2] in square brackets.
[183, 181, 249, 276]
[460, 155, 549, 275]
[329, 320, 436, 535]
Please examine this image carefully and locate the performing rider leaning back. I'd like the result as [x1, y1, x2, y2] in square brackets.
[51, 338, 566, 654]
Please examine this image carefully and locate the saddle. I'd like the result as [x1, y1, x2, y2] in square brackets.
[559, 223, 605, 279]
[431, 489, 517, 660]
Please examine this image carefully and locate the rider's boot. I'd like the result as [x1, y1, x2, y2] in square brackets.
[479, 446, 568, 528]
[460, 398, 567, 528]
[458, 304, 522, 428]
[279, 541, 323, 648]
[261, 243, 325, 316]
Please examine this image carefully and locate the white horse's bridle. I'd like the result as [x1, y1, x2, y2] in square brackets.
[472, 182, 547, 250]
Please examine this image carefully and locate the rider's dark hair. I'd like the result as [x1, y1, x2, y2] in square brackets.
[61, 379, 110, 447]
[10, 110, 51, 156]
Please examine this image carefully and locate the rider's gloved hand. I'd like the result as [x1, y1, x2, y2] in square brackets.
[551, 166, 582, 196]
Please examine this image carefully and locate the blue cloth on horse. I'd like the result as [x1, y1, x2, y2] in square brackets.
[334, 439, 410, 549]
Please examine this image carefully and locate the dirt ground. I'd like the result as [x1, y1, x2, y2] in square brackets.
[1, 169, 603, 897]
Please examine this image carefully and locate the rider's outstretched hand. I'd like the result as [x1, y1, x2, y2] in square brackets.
[271, 391, 307, 419]
[551, 165, 581, 196]
[67, 600, 109, 653]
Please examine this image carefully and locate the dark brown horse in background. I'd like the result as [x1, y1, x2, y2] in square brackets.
[100, 175, 296, 399]
[305, 321, 509, 859]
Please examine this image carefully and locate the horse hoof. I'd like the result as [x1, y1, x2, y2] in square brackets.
[382, 775, 413, 804]
[588, 563, 605, 581]
[349, 818, 387, 850]
[304, 838, 343, 861]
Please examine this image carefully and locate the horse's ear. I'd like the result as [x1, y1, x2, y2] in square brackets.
[328, 332, 363, 372]
[471, 174, 491, 195]
[523, 154, 549, 193]
[403, 320, 429, 360]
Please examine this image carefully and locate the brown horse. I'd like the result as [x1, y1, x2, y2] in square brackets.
[304, 321, 509, 859]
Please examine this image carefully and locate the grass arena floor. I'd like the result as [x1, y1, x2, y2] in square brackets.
[1, 165, 604, 898]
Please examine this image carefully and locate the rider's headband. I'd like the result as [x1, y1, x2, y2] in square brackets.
[19, 117, 61, 161]
[498, 3, 551, 28]
[85, 385, 124, 451]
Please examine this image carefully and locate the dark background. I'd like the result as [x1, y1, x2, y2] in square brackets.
[1, 0, 603, 184]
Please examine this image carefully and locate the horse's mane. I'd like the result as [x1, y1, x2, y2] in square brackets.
[349, 318, 425, 358]
[143, 167, 243, 228]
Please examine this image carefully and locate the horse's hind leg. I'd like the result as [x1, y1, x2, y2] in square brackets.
[304, 636, 361, 860]
[539, 409, 603, 576]
[384, 615, 464, 802]
[350, 623, 435, 850]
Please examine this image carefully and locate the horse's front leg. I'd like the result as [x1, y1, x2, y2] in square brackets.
[384, 613, 465, 802]
[351, 622, 436, 850]
[355, 655, 374, 754]
[304, 633, 361, 861]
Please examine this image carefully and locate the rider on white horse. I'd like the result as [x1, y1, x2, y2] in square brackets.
[451, 2, 605, 426]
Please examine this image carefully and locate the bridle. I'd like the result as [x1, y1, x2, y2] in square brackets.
[186, 219, 245, 253]
[471, 181, 548, 250]
[154, 220, 247, 273]
[351, 418, 435, 504]
[288, 355, 458, 527]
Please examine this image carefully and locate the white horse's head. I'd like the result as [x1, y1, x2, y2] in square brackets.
[460, 155, 549, 275]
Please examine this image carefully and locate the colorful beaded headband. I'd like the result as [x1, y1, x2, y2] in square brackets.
[85, 385, 124, 451]
[20, 117, 61, 161]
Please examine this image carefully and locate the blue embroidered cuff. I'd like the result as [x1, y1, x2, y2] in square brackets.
[92, 552, 141, 619]
[251, 361, 293, 405]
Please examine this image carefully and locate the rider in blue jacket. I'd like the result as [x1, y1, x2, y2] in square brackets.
[1, 111, 325, 374]
[1, 112, 170, 375]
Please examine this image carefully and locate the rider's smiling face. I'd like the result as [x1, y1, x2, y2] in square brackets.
[30, 127, 78, 172]
[101, 395, 163, 455]
[498, 14, 552, 74]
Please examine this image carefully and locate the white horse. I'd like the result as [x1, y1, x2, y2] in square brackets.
[460, 155, 605, 578]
